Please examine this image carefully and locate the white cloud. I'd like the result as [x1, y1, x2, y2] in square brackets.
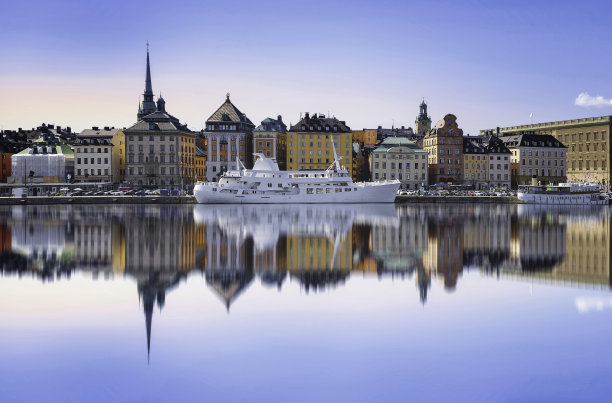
[575, 92, 612, 107]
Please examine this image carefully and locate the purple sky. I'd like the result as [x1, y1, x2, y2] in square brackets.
[1, 0, 611, 134]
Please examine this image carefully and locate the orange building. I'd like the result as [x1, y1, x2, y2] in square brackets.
[352, 129, 378, 146]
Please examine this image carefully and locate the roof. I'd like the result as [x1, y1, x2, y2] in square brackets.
[254, 116, 287, 133]
[206, 95, 254, 126]
[373, 136, 426, 153]
[289, 113, 351, 132]
[77, 128, 121, 138]
[125, 111, 190, 133]
[499, 133, 566, 148]
[463, 137, 486, 154]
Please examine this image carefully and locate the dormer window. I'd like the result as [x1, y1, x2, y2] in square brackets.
[301, 125, 306, 131]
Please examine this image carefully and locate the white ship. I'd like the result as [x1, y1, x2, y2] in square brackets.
[517, 182, 608, 205]
[193, 146, 400, 204]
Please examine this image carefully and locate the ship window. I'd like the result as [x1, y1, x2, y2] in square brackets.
[307, 188, 314, 194]
[278, 184, 282, 188]
[316, 188, 323, 194]
[335, 188, 342, 192]
[268, 183, 272, 187]
[326, 188, 332, 193]
[345, 188, 350, 192]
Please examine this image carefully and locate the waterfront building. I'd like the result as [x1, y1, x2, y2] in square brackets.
[125, 49, 196, 189]
[422, 114, 464, 185]
[253, 116, 287, 170]
[370, 137, 428, 189]
[481, 116, 612, 185]
[482, 135, 512, 189]
[203, 94, 255, 181]
[9, 137, 74, 187]
[286, 113, 353, 172]
[74, 127, 125, 183]
[462, 137, 488, 189]
[498, 132, 566, 187]
[415, 99, 432, 136]
[195, 140, 206, 181]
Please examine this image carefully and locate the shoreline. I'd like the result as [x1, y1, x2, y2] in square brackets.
[0, 195, 520, 205]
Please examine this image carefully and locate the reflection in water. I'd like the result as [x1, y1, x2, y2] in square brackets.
[1, 203, 611, 359]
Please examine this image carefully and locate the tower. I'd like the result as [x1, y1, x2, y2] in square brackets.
[138, 44, 157, 121]
[415, 99, 432, 136]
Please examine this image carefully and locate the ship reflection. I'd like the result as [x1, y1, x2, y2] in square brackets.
[1, 203, 611, 359]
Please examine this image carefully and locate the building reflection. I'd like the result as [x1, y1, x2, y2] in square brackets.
[2, 203, 612, 357]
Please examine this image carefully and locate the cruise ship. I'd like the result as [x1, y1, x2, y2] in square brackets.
[193, 151, 400, 204]
[517, 182, 608, 205]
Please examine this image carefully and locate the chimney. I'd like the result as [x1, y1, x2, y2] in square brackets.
[56, 125, 61, 132]
[277, 115, 282, 122]
[305, 112, 310, 120]
[92, 126, 99, 131]
[104, 126, 110, 130]
[401, 126, 405, 130]
[67, 127, 71, 133]
[496, 127, 500, 136]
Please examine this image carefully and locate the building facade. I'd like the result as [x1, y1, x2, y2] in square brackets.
[287, 113, 353, 172]
[203, 94, 255, 181]
[370, 137, 428, 189]
[462, 137, 488, 189]
[125, 49, 195, 189]
[481, 116, 612, 185]
[253, 116, 287, 170]
[74, 127, 125, 183]
[422, 114, 464, 185]
[499, 132, 567, 187]
[463, 135, 511, 189]
[482, 135, 512, 189]
[415, 99, 432, 136]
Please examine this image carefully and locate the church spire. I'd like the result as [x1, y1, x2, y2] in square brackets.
[138, 42, 157, 121]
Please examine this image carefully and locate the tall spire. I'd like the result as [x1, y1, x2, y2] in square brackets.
[138, 42, 156, 121]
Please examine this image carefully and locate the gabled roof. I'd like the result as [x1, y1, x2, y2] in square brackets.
[206, 95, 254, 126]
[125, 110, 190, 133]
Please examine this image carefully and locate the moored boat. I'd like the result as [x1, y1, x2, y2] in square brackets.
[517, 182, 607, 205]
[194, 148, 400, 204]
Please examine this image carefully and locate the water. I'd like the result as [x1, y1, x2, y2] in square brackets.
[1, 203, 611, 402]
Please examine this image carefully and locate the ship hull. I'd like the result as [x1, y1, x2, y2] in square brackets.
[194, 182, 400, 204]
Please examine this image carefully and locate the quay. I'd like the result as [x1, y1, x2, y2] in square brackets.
[0, 196, 197, 205]
[0, 195, 520, 205]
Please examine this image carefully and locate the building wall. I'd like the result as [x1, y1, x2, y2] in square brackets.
[111, 130, 125, 183]
[509, 146, 566, 186]
[352, 129, 378, 146]
[370, 147, 428, 189]
[125, 131, 196, 188]
[205, 132, 251, 181]
[482, 117, 611, 185]
[75, 145, 113, 182]
[286, 132, 353, 172]
[463, 153, 488, 188]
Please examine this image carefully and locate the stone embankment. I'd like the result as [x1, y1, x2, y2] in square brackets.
[0, 196, 197, 205]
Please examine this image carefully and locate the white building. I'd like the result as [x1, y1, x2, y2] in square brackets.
[74, 127, 125, 183]
[370, 137, 428, 190]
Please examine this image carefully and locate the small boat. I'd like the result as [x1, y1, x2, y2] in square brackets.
[517, 182, 608, 205]
[194, 144, 400, 204]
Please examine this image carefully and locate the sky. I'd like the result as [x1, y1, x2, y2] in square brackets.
[1, 0, 612, 135]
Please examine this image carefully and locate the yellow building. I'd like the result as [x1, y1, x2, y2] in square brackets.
[463, 138, 489, 189]
[195, 136, 206, 181]
[287, 113, 353, 173]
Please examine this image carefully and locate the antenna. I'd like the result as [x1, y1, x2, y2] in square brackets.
[146, 40, 149, 52]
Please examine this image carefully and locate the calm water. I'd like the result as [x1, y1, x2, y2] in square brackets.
[1, 203, 612, 402]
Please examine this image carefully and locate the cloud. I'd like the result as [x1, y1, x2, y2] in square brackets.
[575, 92, 612, 107]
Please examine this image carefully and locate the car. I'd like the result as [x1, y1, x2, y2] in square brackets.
[109, 190, 124, 196]
[135, 190, 146, 196]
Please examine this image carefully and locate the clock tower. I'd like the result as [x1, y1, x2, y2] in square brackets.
[415, 99, 432, 136]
